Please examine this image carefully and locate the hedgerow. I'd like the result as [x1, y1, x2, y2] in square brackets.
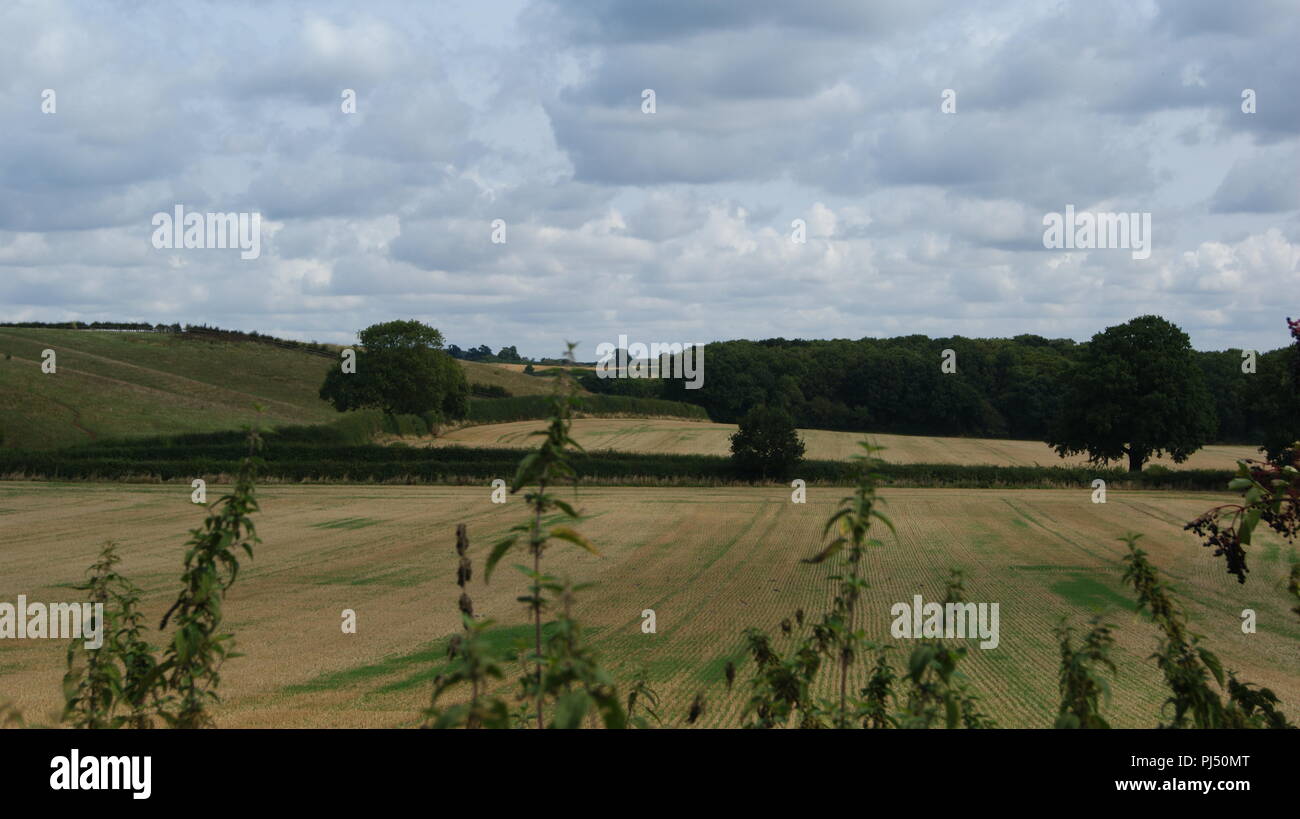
[0, 438, 1236, 489]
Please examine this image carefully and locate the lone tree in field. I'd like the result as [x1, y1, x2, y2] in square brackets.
[319, 319, 469, 419]
[1046, 315, 1217, 472]
[730, 404, 806, 480]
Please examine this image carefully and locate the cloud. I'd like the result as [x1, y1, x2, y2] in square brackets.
[0, 0, 1296, 357]
[1210, 146, 1300, 213]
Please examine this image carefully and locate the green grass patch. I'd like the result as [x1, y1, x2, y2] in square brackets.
[1050, 573, 1136, 613]
[311, 517, 381, 531]
[282, 641, 453, 695]
[371, 625, 547, 695]
[310, 566, 429, 588]
[281, 623, 586, 697]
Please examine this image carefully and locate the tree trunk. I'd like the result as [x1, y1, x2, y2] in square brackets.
[1128, 448, 1144, 473]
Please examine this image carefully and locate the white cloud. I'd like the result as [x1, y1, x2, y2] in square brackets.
[0, 0, 1296, 356]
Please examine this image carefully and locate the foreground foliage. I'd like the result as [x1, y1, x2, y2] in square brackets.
[38, 427, 262, 729]
[424, 347, 632, 729]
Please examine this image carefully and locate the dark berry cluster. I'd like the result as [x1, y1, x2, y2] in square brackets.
[1186, 455, 1300, 584]
[1185, 514, 1250, 583]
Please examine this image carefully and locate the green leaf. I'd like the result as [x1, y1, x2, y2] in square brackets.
[549, 526, 600, 556]
[821, 509, 852, 538]
[871, 510, 896, 534]
[908, 645, 932, 681]
[801, 538, 845, 564]
[1197, 647, 1225, 689]
[484, 536, 518, 582]
[1054, 713, 1081, 729]
[1239, 508, 1261, 545]
[945, 697, 959, 729]
[511, 454, 541, 491]
[553, 690, 590, 729]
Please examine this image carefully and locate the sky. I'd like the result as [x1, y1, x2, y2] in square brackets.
[1, 0, 1297, 359]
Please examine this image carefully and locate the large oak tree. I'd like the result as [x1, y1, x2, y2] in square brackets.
[319, 320, 469, 420]
[1046, 315, 1217, 472]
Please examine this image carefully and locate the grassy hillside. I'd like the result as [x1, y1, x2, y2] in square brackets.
[458, 359, 582, 396]
[0, 328, 341, 449]
[0, 328, 593, 449]
[435, 417, 1260, 470]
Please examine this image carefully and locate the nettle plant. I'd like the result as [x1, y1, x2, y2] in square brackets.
[154, 427, 263, 728]
[734, 444, 994, 729]
[423, 346, 637, 729]
[54, 426, 263, 730]
[63, 542, 160, 729]
[1120, 534, 1291, 729]
[1054, 617, 1116, 729]
[421, 528, 510, 729]
[896, 571, 996, 730]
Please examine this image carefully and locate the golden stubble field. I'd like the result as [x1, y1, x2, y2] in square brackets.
[434, 418, 1260, 470]
[1, 482, 1296, 728]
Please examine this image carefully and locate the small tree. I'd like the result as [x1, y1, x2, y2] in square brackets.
[730, 405, 806, 480]
[1046, 315, 1217, 472]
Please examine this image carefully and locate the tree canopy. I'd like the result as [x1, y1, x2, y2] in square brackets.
[319, 320, 469, 419]
[1254, 317, 1300, 462]
[1045, 315, 1217, 472]
[730, 405, 806, 480]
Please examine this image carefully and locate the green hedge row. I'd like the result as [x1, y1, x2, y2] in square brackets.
[16, 410, 429, 456]
[470, 383, 512, 398]
[0, 439, 1237, 489]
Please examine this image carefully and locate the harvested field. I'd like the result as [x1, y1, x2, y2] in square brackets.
[434, 418, 1260, 470]
[1, 482, 1294, 728]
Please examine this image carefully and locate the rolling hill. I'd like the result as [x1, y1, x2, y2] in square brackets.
[0, 327, 1264, 472]
[0, 328, 560, 449]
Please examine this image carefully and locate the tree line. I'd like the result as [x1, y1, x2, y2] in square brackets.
[447, 343, 582, 367]
[585, 316, 1298, 457]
